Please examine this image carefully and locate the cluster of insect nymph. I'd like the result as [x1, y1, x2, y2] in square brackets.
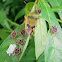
[6, 1, 58, 57]
[6, 8, 42, 56]
[6, 29, 26, 56]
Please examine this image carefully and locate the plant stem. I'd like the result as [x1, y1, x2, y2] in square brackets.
[7, 18, 19, 26]
[4, 29, 12, 32]
[19, 34, 30, 62]
[57, 19, 62, 23]
[0, 29, 12, 33]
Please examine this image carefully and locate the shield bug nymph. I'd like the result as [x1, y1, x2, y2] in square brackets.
[37, 9, 41, 14]
[11, 31, 17, 38]
[25, 14, 38, 35]
[52, 26, 57, 33]
[21, 29, 26, 35]
[18, 39, 24, 45]
[14, 48, 20, 55]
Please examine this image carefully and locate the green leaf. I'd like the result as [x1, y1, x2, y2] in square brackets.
[0, 24, 28, 62]
[46, 0, 62, 20]
[0, 29, 9, 41]
[37, 52, 45, 62]
[34, 18, 47, 59]
[0, 10, 11, 30]
[52, 6, 62, 11]
[25, 2, 34, 16]
[40, 0, 61, 29]
[45, 33, 62, 62]
[15, 8, 25, 22]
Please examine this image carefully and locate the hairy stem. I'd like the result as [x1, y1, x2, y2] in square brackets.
[7, 18, 19, 26]
[19, 34, 30, 62]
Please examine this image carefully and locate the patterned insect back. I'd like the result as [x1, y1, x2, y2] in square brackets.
[18, 39, 24, 45]
[21, 29, 26, 35]
[52, 26, 57, 33]
[15, 48, 20, 55]
[37, 9, 41, 14]
[11, 31, 17, 38]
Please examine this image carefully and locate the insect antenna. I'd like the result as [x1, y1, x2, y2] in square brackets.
[24, 1, 28, 5]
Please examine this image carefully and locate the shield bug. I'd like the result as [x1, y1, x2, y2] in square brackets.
[15, 48, 20, 55]
[37, 9, 41, 14]
[11, 31, 17, 38]
[25, 2, 41, 35]
[52, 26, 57, 33]
[25, 13, 38, 35]
[18, 39, 24, 45]
[21, 29, 26, 35]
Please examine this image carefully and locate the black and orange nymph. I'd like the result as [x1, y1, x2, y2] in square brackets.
[18, 39, 24, 45]
[14, 48, 20, 55]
